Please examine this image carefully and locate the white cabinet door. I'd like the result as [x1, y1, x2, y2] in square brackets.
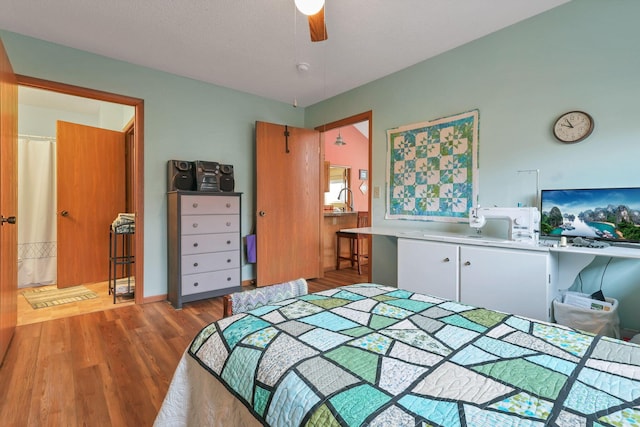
[459, 246, 550, 321]
[398, 239, 458, 300]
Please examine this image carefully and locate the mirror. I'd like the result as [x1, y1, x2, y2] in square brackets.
[325, 165, 351, 210]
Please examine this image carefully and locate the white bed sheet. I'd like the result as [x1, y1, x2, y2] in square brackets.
[154, 351, 262, 427]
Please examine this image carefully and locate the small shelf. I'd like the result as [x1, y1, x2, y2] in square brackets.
[109, 224, 135, 303]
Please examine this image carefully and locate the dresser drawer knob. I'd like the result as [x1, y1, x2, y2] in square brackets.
[226, 222, 231, 227]
[192, 223, 198, 228]
[226, 203, 231, 208]
[192, 202, 198, 208]
[227, 259, 231, 263]
[226, 277, 231, 282]
[193, 242, 199, 247]
[194, 262, 199, 267]
[443, 257, 450, 262]
[464, 261, 471, 266]
[226, 240, 231, 245]
[194, 282, 199, 287]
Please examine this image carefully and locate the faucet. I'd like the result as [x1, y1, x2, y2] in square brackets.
[337, 187, 353, 211]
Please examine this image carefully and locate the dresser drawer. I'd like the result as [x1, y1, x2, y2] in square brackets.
[181, 195, 239, 215]
[181, 251, 240, 275]
[181, 214, 239, 235]
[181, 268, 240, 296]
[181, 233, 239, 255]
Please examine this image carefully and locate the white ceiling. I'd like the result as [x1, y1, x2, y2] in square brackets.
[2, 0, 569, 108]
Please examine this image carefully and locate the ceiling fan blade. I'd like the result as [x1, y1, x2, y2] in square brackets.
[308, 6, 327, 42]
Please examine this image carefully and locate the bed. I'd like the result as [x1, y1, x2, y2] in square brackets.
[154, 283, 640, 426]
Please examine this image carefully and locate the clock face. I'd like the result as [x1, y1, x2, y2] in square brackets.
[553, 111, 594, 143]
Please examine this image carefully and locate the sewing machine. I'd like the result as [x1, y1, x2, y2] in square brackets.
[469, 206, 540, 244]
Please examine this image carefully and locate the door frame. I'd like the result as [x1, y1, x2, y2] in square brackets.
[16, 75, 145, 304]
[316, 111, 372, 282]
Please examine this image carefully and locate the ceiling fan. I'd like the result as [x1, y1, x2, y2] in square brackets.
[295, 0, 328, 42]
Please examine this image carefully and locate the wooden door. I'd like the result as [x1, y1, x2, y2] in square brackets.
[57, 121, 125, 288]
[0, 39, 18, 363]
[255, 122, 322, 286]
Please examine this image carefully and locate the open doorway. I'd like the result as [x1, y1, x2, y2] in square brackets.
[318, 111, 372, 281]
[15, 76, 144, 325]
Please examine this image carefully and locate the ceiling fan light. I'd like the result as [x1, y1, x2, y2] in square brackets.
[295, 0, 324, 16]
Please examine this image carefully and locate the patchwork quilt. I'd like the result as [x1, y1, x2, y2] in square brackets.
[186, 284, 640, 426]
[385, 110, 479, 222]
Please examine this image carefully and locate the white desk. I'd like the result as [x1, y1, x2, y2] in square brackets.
[345, 227, 640, 255]
[347, 227, 640, 320]
[547, 244, 640, 292]
[346, 226, 640, 259]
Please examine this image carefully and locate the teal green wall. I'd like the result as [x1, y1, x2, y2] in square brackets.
[306, 0, 640, 332]
[3, 0, 640, 332]
[1, 30, 304, 298]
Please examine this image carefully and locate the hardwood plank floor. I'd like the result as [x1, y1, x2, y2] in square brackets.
[18, 280, 135, 326]
[0, 268, 365, 427]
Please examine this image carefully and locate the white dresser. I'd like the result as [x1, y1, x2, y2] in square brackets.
[167, 191, 242, 308]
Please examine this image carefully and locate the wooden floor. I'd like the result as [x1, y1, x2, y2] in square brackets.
[0, 268, 364, 427]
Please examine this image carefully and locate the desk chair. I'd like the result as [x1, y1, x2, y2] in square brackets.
[336, 211, 369, 275]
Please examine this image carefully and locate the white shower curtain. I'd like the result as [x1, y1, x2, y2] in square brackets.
[17, 138, 57, 288]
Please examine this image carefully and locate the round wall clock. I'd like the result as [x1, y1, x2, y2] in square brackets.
[552, 111, 594, 143]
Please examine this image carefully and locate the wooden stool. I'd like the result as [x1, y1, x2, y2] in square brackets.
[335, 211, 369, 274]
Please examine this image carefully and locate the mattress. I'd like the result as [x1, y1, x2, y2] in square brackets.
[155, 283, 640, 426]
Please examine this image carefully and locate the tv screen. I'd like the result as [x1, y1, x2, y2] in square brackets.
[540, 187, 640, 243]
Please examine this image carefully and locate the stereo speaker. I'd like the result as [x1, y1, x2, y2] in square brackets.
[167, 160, 195, 191]
[219, 164, 235, 192]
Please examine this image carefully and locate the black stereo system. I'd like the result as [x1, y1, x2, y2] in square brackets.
[167, 160, 235, 192]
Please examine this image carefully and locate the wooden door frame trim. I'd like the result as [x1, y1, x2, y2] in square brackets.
[15, 75, 145, 305]
[315, 111, 373, 282]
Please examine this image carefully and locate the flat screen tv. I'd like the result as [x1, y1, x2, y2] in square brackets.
[540, 187, 640, 244]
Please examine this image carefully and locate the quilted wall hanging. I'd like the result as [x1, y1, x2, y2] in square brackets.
[386, 109, 479, 222]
